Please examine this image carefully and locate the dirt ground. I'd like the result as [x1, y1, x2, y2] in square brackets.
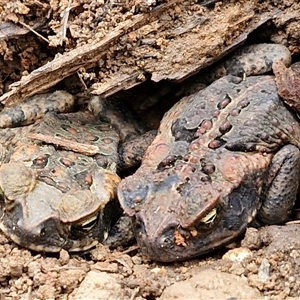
[1, 224, 300, 299]
[1, 0, 300, 299]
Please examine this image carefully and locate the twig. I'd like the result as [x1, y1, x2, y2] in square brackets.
[130, 287, 140, 300]
[18, 21, 49, 43]
[285, 220, 300, 225]
[121, 245, 139, 254]
[25, 286, 32, 300]
[27, 132, 99, 155]
[77, 71, 88, 89]
[60, 0, 73, 45]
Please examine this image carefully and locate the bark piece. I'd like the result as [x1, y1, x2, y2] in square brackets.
[273, 61, 300, 113]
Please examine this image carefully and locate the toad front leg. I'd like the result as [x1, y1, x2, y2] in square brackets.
[255, 144, 300, 225]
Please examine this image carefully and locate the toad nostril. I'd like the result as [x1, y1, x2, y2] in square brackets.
[159, 229, 175, 249]
[160, 236, 174, 249]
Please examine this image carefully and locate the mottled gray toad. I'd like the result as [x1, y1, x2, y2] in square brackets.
[0, 93, 154, 252]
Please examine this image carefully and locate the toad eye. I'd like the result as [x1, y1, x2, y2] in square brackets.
[78, 215, 98, 231]
[199, 208, 217, 224]
[193, 207, 220, 233]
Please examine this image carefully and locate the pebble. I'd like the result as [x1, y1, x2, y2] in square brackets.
[222, 247, 253, 263]
[69, 270, 124, 300]
[258, 258, 270, 282]
[159, 269, 262, 300]
[59, 249, 70, 265]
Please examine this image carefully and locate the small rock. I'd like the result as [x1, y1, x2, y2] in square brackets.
[27, 261, 42, 278]
[9, 261, 23, 277]
[90, 244, 110, 261]
[258, 258, 270, 282]
[151, 267, 167, 275]
[261, 225, 300, 254]
[159, 269, 262, 300]
[132, 255, 142, 265]
[229, 262, 246, 276]
[69, 270, 124, 300]
[222, 247, 253, 263]
[246, 262, 258, 274]
[241, 227, 262, 250]
[59, 249, 70, 265]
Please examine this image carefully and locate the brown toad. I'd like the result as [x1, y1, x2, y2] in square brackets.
[118, 46, 300, 262]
